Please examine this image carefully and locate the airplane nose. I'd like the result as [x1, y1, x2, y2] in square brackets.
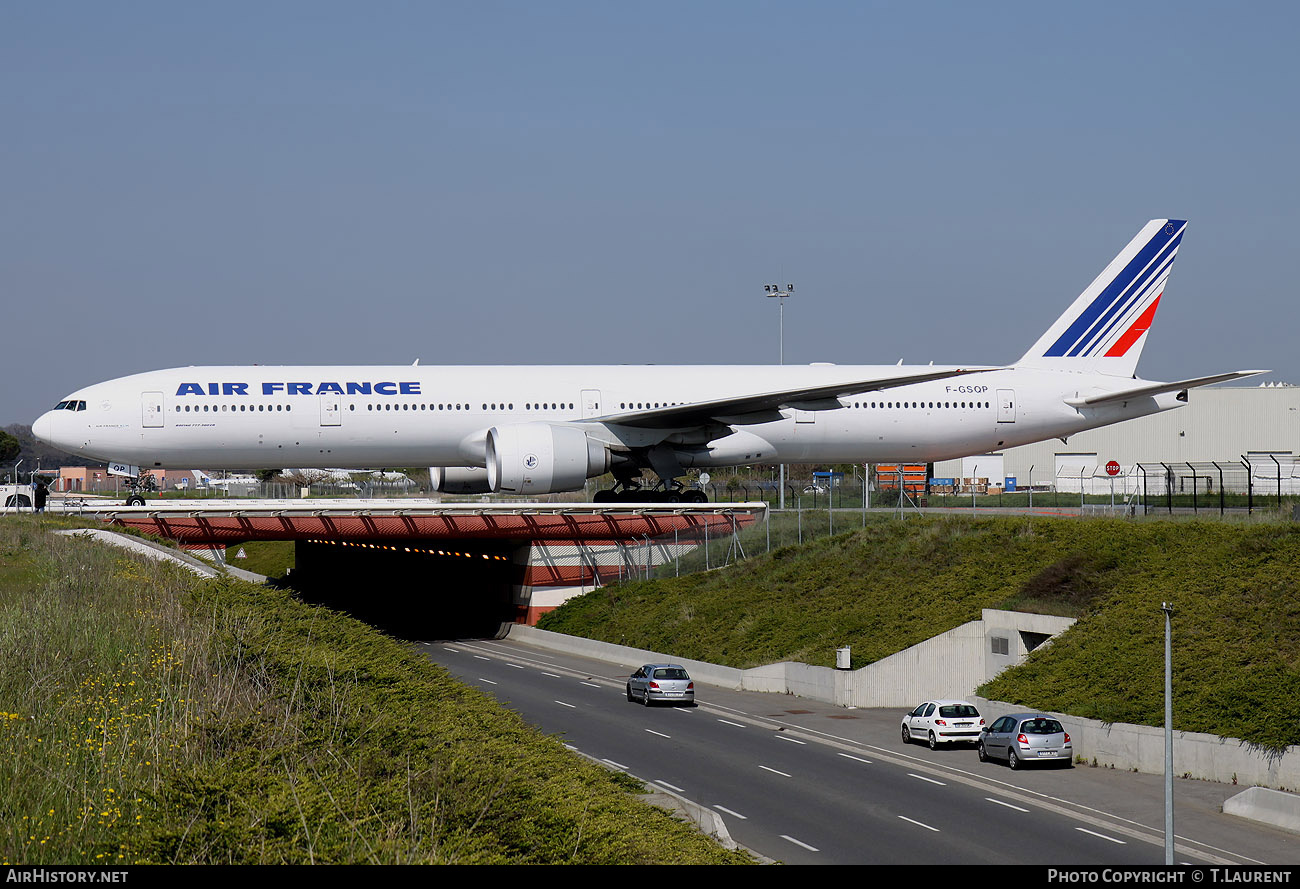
[32, 411, 55, 445]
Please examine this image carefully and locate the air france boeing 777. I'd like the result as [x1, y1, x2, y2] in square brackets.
[33, 220, 1263, 502]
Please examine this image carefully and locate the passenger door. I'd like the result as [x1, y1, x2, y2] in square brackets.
[628, 666, 648, 700]
[142, 391, 164, 429]
[905, 702, 928, 739]
[997, 389, 1017, 423]
[319, 394, 341, 427]
[985, 717, 1012, 758]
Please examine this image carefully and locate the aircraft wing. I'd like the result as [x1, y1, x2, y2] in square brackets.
[1064, 370, 1269, 408]
[591, 366, 1005, 430]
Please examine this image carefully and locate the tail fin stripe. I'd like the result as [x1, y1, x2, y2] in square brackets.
[1043, 221, 1184, 357]
[1104, 294, 1161, 358]
[1067, 241, 1179, 357]
[1075, 259, 1174, 358]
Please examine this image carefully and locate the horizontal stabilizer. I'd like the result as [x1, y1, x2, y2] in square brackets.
[1064, 370, 1269, 408]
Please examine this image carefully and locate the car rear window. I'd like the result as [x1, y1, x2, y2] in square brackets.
[939, 705, 980, 718]
[654, 668, 689, 680]
[1020, 718, 1064, 734]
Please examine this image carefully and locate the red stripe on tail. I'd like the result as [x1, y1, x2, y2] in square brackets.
[1104, 294, 1161, 357]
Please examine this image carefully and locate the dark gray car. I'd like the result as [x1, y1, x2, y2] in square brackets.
[626, 664, 695, 706]
[978, 713, 1073, 769]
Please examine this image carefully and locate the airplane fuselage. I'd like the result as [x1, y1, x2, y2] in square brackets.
[32, 363, 1178, 472]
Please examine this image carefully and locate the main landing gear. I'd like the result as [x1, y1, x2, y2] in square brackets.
[593, 477, 708, 504]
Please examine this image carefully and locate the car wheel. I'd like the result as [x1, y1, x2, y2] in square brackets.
[626, 684, 634, 702]
[1008, 749, 1021, 770]
[901, 724, 911, 744]
[928, 731, 939, 751]
[977, 741, 988, 762]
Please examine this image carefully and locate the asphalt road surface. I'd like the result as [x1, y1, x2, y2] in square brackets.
[420, 636, 1299, 865]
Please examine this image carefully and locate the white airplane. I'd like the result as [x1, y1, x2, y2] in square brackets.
[280, 468, 412, 487]
[33, 219, 1264, 503]
[192, 470, 259, 490]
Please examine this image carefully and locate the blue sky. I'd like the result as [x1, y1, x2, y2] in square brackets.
[3, 2, 1295, 424]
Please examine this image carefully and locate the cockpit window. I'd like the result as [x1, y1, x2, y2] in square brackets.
[53, 400, 87, 411]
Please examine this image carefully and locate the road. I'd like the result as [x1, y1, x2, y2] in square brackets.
[419, 637, 1298, 865]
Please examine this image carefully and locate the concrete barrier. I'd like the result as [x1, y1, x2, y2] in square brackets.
[1223, 787, 1300, 832]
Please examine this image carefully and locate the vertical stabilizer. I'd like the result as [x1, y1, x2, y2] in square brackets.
[1017, 219, 1186, 377]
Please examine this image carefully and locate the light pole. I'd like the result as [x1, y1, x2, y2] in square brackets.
[1162, 601, 1175, 865]
[765, 283, 794, 509]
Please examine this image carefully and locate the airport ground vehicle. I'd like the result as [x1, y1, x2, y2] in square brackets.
[978, 713, 1073, 769]
[626, 664, 695, 706]
[901, 700, 985, 749]
[1, 483, 32, 509]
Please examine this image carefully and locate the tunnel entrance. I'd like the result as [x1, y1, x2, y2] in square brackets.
[293, 539, 525, 639]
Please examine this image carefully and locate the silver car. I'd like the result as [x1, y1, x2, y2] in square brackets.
[626, 664, 695, 706]
[978, 713, 1073, 769]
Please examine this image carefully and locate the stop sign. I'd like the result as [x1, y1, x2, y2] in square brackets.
[1105, 460, 1121, 476]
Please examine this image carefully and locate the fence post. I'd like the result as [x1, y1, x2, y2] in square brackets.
[1242, 456, 1253, 514]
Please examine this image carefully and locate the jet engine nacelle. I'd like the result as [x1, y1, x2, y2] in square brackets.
[486, 424, 610, 495]
[429, 466, 493, 495]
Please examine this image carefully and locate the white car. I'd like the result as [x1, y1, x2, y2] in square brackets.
[901, 700, 985, 749]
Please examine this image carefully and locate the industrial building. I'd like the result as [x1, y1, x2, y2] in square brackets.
[933, 384, 1300, 496]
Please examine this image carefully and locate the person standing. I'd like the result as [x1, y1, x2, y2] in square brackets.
[33, 479, 48, 513]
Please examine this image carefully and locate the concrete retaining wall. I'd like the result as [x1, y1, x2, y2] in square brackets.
[974, 695, 1300, 790]
[510, 608, 1072, 708]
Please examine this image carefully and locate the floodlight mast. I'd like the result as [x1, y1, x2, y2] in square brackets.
[765, 283, 795, 510]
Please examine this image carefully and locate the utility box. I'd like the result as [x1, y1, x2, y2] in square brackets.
[836, 646, 851, 670]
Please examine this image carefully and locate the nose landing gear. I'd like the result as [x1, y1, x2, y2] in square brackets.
[122, 470, 158, 507]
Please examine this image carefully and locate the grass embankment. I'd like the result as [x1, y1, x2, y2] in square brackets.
[0, 517, 748, 864]
[540, 516, 1300, 751]
[223, 540, 294, 580]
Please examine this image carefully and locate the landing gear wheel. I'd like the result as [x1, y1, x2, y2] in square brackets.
[126, 495, 145, 507]
[594, 490, 616, 503]
[684, 490, 707, 504]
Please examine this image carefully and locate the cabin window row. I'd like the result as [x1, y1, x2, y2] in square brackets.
[358, 402, 576, 412]
[850, 401, 991, 409]
[176, 404, 291, 412]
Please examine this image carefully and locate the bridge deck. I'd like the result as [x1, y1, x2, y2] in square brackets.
[62, 499, 766, 546]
